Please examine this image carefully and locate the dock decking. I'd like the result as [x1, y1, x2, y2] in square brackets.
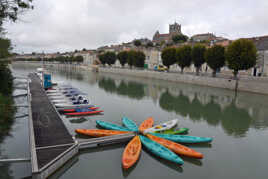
[28, 73, 78, 178]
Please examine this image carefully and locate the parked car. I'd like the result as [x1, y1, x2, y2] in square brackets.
[154, 65, 168, 72]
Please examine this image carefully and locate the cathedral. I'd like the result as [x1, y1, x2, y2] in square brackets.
[152, 22, 182, 43]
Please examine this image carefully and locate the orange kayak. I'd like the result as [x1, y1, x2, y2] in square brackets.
[122, 136, 142, 169]
[146, 134, 203, 159]
[75, 129, 130, 137]
[139, 117, 154, 132]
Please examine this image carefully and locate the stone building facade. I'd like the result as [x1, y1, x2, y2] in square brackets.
[191, 33, 216, 42]
[153, 22, 182, 44]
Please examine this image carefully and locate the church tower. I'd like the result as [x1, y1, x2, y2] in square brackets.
[169, 22, 181, 35]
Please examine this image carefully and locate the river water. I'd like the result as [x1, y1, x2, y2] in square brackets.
[1, 63, 268, 179]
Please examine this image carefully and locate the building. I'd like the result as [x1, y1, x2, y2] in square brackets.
[153, 22, 182, 44]
[191, 33, 216, 42]
[249, 36, 268, 76]
[74, 50, 98, 65]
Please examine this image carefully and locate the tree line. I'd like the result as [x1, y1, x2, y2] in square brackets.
[161, 39, 257, 78]
[14, 55, 84, 63]
[98, 50, 146, 68]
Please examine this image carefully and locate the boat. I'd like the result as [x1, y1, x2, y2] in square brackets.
[155, 128, 189, 135]
[143, 119, 178, 133]
[63, 107, 99, 113]
[75, 129, 130, 137]
[139, 135, 184, 165]
[122, 136, 142, 169]
[139, 117, 154, 132]
[64, 110, 103, 116]
[55, 104, 94, 110]
[96, 120, 131, 131]
[151, 133, 213, 143]
[146, 134, 203, 159]
[122, 117, 138, 132]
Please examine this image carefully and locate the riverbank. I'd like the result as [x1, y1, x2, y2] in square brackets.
[97, 67, 268, 95]
[11, 62, 268, 95]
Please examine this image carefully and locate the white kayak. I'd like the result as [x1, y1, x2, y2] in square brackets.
[143, 119, 178, 134]
[55, 103, 93, 109]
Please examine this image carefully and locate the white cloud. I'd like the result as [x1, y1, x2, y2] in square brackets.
[4, 0, 268, 53]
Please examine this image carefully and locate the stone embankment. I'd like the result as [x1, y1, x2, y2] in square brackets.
[98, 67, 268, 95]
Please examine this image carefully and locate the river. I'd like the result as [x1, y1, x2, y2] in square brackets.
[1, 63, 267, 179]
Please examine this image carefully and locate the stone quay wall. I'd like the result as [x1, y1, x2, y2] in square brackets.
[98, 67, 268, 95]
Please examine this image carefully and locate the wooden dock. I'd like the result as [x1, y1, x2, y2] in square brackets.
[27, 73, 135, 178]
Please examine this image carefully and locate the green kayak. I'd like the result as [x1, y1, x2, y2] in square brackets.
[155, 128, 189, 135]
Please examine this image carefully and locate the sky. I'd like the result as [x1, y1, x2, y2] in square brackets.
[4, 0, 268, 54]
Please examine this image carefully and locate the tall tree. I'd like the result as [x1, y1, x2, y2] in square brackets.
[172, 34, 188, 44]
[205, 45, 225, 77]
[127, 50, 136, 68]
[133, 51, 145, 68]
[104, 51, 116, 66]
[117, 51, 128, 67]
[226, 39, 257, 79]
[176, 45, 192, 73]
[161, 47, 176, 69]
[0, 0, 34, 25]
[192, 44, 206, 75]
[98, 53, 106, 65]
[133, 40, 141, 46]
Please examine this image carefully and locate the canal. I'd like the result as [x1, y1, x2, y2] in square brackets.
[2, 63, 268, 179]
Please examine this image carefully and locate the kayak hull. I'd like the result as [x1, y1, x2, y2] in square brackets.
[146, 134, 203, 159]
[139, 135, 183, 165]
[96, 120, 131, 131]
[156, 128, 189, 135]
[122, 136, 142, 169]
[144, 119, 178, 133]
[65, 110, 103, 116]
[139, 117, 154, 132]
[151, 133, 213, 143]
[122, 117, 138, 132]
[75, 129, 130, 137]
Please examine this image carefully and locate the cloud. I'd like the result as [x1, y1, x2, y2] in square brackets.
[4, 0, 268, 53]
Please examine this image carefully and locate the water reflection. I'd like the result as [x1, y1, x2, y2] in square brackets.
[98, 77, 145, 100]
[159, 90, 252, 137]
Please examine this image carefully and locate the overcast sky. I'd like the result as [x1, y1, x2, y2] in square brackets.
[4, 0, 268, 54]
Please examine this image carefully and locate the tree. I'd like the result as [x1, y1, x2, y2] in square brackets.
[161, 47, 176, 69]
[82, 48, 86, 51]
[205, 45, 225, 77]
[133, 51, 145, 68]
[117, 51, 128, 67]
[226, 39, 257, 79]
[172, 34, 188, 44]
[103, 51, 116, 66]
[176, 45, 192, 73]
[192, 44, 206, 75]
[0, 0, 33, 25]
[146, 41, 153, 48]
[74, 55, 83, 63]
[134, 40, 141, 46]
[0, 38, 12, 59]
[127, 50, 136, 68]
[98, 53, 106, 65]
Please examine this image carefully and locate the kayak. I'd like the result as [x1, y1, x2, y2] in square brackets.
[96, 120, 131, 131]
[63, 107, 99, 113]
[143, 119, 178, 133]
[65, 110, 103, 116]
[75, 129, 130, 137]
[146, 134, 203, 159]
[156, 128, 189, 135]
[139, 135, 183, 165]
[56, 104, 95, 110]
[151, 133, 213, 143]
[122, 117, 138, 132]
[122, 136, 142, 170]
[139, 117, 154, 132]
[55, 103, 91, 109]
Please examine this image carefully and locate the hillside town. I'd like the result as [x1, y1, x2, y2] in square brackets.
[14, 22, 268, 77]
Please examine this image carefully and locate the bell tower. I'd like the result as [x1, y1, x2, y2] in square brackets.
[169, 22, 181, 35]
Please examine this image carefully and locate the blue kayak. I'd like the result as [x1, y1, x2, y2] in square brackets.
[96, 120, 131, 131]
[122, 117, 138, 132]
[75, 108, 96, 112]
[139, 135, 183, 165]
[151, 133, 213, 143]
